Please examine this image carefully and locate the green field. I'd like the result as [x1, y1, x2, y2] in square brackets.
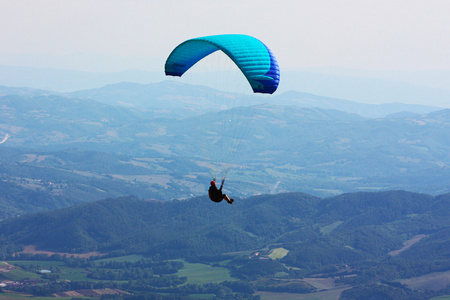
[398, 270, 450, 291]
[320, 221, 343, 235]
[58, 266, 96, 281]
[95, 254, 144, 263]
[8, 260, 65, 269]
[7, 260, 95, 282]
[1, 268, 40, 281]
[268, 248, 289, 260]
[177, 261, 234, 284]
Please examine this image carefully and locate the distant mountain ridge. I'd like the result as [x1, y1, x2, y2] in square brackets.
[271, 90, 441, 118]
[1, 80, 443, 118]
[63, 81, 442, 118]
[2, 64, 450, 108]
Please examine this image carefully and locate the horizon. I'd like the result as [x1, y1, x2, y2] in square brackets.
[1, 64, 450, 108]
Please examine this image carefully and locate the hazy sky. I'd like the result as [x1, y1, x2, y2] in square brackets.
[1, 0, 449, 73]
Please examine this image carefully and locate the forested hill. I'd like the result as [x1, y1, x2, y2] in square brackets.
[0, 192, 320, 256]
[1, 190, 449, 269]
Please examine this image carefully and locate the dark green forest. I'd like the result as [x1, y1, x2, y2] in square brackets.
[0, 191, 449, 299]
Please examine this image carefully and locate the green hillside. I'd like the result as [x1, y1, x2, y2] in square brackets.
[0, 190, 449, 299]
[1, 191, 448, 267]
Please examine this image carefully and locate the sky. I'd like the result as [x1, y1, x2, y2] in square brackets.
[1, 0, 450, 73]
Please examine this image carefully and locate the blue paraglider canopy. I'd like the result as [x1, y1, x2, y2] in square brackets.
[165, 34, 280, 94]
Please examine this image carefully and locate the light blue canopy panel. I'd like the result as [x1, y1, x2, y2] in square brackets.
[165, 34, 280, 94]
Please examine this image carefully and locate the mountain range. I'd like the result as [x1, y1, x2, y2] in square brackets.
[0, 79, 450, 298]
[2, 64, 450, 108]
[1, 82, 450, 218]
[63, 81, 442, 118]
[3, 80, 441, 118]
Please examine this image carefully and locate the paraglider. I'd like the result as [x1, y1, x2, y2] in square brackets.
[208, 179, 234, 204]
[165, 34, 280, 94]
[165, 34, 280, 202]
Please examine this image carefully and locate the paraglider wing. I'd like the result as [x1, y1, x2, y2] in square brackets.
[165, 34, 280, 94]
